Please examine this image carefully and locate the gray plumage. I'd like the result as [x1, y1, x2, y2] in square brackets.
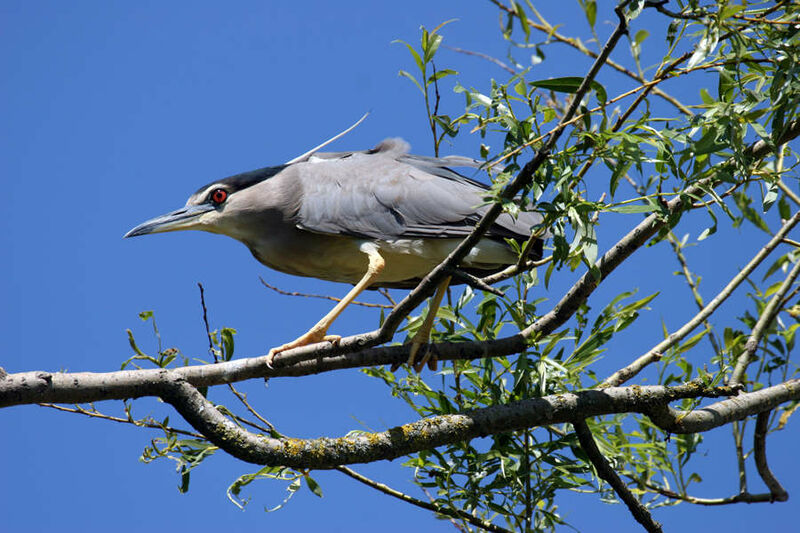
[125, 138, 544, 288]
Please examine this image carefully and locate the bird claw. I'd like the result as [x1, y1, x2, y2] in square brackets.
[395, 335, 437, 373]
[266, 330, 341, 368]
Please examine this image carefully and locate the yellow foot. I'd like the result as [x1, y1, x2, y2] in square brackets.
[392, 277, 450, 373]
[266, 330, 341, 368]
[403, 332, 438, 373]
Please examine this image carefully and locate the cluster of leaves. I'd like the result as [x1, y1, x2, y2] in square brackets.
[369, 283, 670, 529]
[125, 310, 325, 509]
[368, 0, 800, 530]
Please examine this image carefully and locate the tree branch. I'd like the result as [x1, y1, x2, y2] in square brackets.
[753, 410, 790, 502]
[334, 4, 632, 356]
[259, 278, 393, 309]
[626, 473, 780, 506]
[647, 380, 800, 434]
[489, 0, 692, 115]
[730, 258, 800, 386]
[573, 419, 663, 533]
[335, 466, 513, 533]
[444, 45, 516, 75]
[602, 210, 800, 387]
[155, 377, 795, 469]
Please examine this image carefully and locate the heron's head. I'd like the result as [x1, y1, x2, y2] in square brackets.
[124, 165, 286, 240]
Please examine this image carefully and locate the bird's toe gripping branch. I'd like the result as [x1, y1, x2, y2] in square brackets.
[266, 246, 386, 368]
[397, 276, 452, 373]
[266, 330, 342, 368]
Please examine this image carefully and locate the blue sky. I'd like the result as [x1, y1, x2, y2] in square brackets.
[1, 1, 797, 531]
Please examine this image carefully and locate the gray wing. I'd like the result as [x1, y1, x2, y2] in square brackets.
[294, 138, 543, 244]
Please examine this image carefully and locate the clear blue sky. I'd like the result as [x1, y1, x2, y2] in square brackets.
[1, 1, 796, 531]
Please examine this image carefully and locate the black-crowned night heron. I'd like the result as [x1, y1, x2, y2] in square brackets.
[125, 139, 544, 369]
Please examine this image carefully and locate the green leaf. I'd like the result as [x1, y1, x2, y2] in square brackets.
[397, 70, 424, 95]
[423, 33, 443, 64]
[687, 28, 719, 69]
[734, 191, 771, 234]
[530, 76, 607, 104]
[514, 78, 527, 97]
[392, 39, 423, 73]
[677, 329, 708, 354]
[693, 129, 728, 156]
[221, 327, 236, 361]
[512, 2, 531, 40]
[763, 181, 779, 213]
[584, 1, 597, 29]
[127, 329, 146, 357]
[427, 68, 457, 84]
[778, 196, 792, 221]
[608, 204, 657, 214]
[304, 475, 324, 498]
[179, 470, 191, 493]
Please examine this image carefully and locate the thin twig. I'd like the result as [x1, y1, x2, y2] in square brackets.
[731, 258, 800, 386]
[489, 0, 691, 114]
[226, 384, 278, 434]
[199, 282, 281, 433]
[733, 420, 749, 494]
[573, 419, 663, 533]
[38, 402, 204, 438]
[198, 283, 217, 362]
[626, 472, 781, 505]
[445, 267, 505, 296]
[335, 466, 512, 533]
[777, 180, 800, 207]
[378, 288, 397, 306]
[480, 255, 553, 285]
[602, 211, 800, 388]
[445, 45, 516, 74]
[260, 277, 393, 309]
[667, 232, 722, 357]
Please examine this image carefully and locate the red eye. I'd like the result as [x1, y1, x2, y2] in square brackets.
[210, 188, 228, 205]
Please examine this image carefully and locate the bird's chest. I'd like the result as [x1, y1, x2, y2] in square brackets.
[242, 228, 451, 286]
[244, 230, 373, 284]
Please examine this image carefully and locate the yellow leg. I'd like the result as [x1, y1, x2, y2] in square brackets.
[267, 246, 385, 367]
[406, 276, 451, 372]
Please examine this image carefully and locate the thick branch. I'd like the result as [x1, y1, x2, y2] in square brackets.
[753, 411, 790, 502]
[157, 378, 795, 469]
[574, 420, 663, 533]
[647, 379, 800, 434]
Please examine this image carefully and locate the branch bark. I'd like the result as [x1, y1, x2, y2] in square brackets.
[753, 411, 790, 502]
[78, 375, 798, 470]
[574, 419, 663, 533]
